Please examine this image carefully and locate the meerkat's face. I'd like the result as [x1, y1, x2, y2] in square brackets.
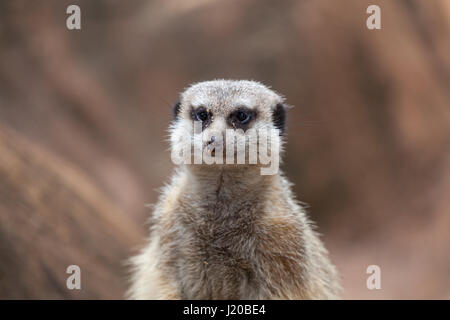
[170, 80, 286, 171]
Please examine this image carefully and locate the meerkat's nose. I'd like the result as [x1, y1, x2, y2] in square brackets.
[207, 136, 215, 145]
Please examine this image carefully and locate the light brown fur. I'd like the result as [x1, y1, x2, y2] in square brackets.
[127, 80, 340, 299]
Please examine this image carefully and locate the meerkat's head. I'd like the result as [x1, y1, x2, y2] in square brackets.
[170, 80, 286, 175]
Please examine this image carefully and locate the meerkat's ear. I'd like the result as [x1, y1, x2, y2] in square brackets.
[173, 101, 181, 120]
[272, 103, 286, 135]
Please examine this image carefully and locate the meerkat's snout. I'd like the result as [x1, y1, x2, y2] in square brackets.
[201, 124, 225, 159]
[205, 135, 221, 157]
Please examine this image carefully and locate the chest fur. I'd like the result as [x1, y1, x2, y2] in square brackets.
[173, 203, 262, 299]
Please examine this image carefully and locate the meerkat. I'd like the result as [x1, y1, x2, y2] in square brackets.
[127, 80, 340, 299]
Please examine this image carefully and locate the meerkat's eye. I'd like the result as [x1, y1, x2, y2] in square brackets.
[194, 107, 210, 122]
[236, 110, 250, 124]
[229, 108, 256, 130]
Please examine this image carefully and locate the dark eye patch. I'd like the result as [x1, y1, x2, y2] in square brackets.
[173, 101, 181, 120]
[272, 103, 286, 136]
[228, 107, 257, 131]
[191, 106, 212, 130]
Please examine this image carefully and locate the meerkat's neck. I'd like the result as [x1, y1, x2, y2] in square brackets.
[188, 165, 276, 193]
[182, 165, 279, 218]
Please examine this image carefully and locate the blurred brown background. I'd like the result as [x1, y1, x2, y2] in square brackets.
[0, 0, 449, 299]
